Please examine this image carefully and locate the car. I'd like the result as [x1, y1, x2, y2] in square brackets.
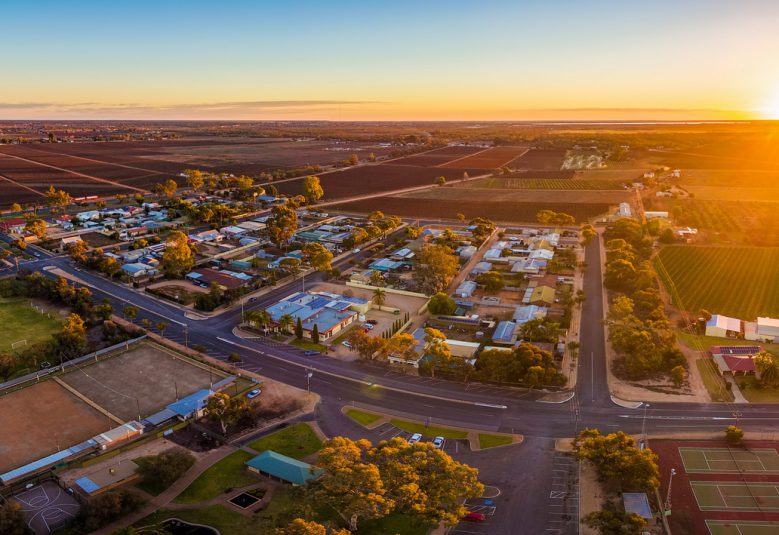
[363, 323, 374, 330]
[246, 389, 262, 399]
[342, 341, 352, 348]
[352, 248, 361, 253]
[432, 436, 444, 449]
[408, 433, 422, 444]
[303, 350, 320, 356]
[462, 512, 486, 522]
[366, 319, 378, 325]
[39, 361, 51, 370]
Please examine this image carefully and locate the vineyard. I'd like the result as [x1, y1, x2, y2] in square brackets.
[654, 245, 779, 319]
[468, 177, 624, 190]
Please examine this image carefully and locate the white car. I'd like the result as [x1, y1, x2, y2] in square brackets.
[432, 436, 445, 449]
[352, 248, 361, 253]
[363, 323, 374, 330]
[408, 433, 423, 444]
[342, 340, 352, 348]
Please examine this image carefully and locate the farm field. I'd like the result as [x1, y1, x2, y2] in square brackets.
[60, 342, 226, 421]
[672, 169, 779, 188]
[438, 146, 528, 169]
[388, 145, 485, 166]
[275, 164, 487, 199]
[508, 148, 567, 170]
[501, 170, 577, 179]
[654, 245, 779, 319]
[464, 177, 625, 190]
[646, 198, 779, 246]
[0, 296, 62, 352]
[683, 185, 779, 202]
[0, 380, 111, 473]
[404, 185, 629, 204]
[337, 195, 609, 223]
[643, 148, 779, 170]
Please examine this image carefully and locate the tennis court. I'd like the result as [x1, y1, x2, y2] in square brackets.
[706, 519, 779, 535]
[680, 447, 779, 474]
[692, 481, 779, 511]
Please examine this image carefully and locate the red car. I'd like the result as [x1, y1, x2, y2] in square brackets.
[462, 512, 486, 522]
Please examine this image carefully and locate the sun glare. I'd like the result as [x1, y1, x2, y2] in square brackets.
[760, 94, 779, 119]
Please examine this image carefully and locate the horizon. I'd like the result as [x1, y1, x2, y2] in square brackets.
[3, 1, 779, 121]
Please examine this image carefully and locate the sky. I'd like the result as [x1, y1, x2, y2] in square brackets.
[2, 0, 779, 121]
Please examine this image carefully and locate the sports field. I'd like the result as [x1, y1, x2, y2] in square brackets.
[706, 520, 779, 535]
[0, 381, 110, 474]
[692, 481, 779, 511]
[655, 245, 779, 319]
[0, 297, 62, 351]
[681, 448, 779, 474]
[60, 342, 225, 421]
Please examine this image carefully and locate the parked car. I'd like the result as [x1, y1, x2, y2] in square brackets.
[342, 341, 352, 348]
[366, 319, 378, 325]
[247, 389, 262, 399]
[352, 248, 361, 253]
[432, 436, 445, 449]
[304, 350, 320, 356]
[363, 323, 374, 330]
[408, 433, 423, 444]
[39, 361, 51, 370]
[462, 512, 486, 522]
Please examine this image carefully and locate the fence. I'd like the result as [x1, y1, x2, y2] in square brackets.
[0, 335, 147, 395]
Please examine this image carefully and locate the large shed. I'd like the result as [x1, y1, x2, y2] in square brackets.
[245, 450, 321, 485]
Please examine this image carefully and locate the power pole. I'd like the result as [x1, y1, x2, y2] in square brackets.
[664, 468, 677, 516]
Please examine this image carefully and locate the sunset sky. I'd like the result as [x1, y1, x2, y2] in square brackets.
[3, 0, 779, 120]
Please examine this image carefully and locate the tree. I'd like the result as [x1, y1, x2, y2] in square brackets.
[580, 223, 597, 245]
[423, 327, 451, 378]
[204, 393, 248, 435]
[184, 169, 205, 191]
[348, 329, 387, 360]
[369, 269, 383, 286]
[267, 205, 298, 248]
[161, 231, 194, 278]
[372, 287, 387, 308]
[277, 519, 349, 535]
[307, 437, 393, 531]
[0, 501, 32, 535]
[136, 448, 195, 491]
[96, 299, 113, 320]
[24, 218, 47, 238]
[671, 365, 686, 387]
[123, 305, 138, 321]
[10, 202, 22, 212]
[0, 352, 15, 382]
[519, 318, 561, 343]
[574, 428, 660, 490]
[55, 313, 87, 359]
[435, 176, 446, 186]
[11, 238, 26, 251]
[279, 313, 294, 334]
[456, 213, 465, 221]
[475, 271, 504, 292]
[468, 217, 495, 243]
[156, 321, 169, 337]
[537, 209, 576, 226]
[658, 227, 677, 244]
[582, 501, 647, 535]
[368, 210, 385, 222]
[245, 309, 271, 332]
[302, 175, 324, 203]
[153, 179, 178, 198]
[302, 242, 333, 272]
[413, 244, 459, 295]
[427, 292, 456, 315]
[755, 351, 779, 387]
[725, 425, 744, 446]
[295, 317, 304, 339]
[45, 185, 72, 207]
[382, 332, 417, 364]
[311, 324, 320, 344]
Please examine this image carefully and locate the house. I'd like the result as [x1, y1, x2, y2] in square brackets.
[493, 321, 517, 345]
[369, 258, 403, 272]
[529, 249, 554, 261]
[189, 229, 222, 243]
[444, 339, 481, 358]
[219, 225, 248, 238]
[529, 285, 556, 306]
[265, 291, 367, 340]
[245, 450, 322, 485]
[709, 346, 759, 375]
[237, 221, 266, 232]
[167, 389, 214, 420]
[458, 245, 477, 260]
[0, 218, 27, 234]
[390, 247, 415, 261]
[705, 315, 742, 338]
[60, 235, 83, 250]
[756, 317, 779, 342]
[470, 261, 493, 277]
[455, 281, 477, 298]
[186, 268, 252, 290]
[513, 305, 547, 325]
[121, 263, 156, 278]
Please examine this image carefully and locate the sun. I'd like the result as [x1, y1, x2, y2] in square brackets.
[759, 94, 779, 119]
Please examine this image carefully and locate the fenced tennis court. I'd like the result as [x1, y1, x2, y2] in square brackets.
[706, 519, 779, 535]
[680, 447, 779, 474]
[692, 481, 779, 511]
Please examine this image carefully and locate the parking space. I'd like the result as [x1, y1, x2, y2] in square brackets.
[449, 485, 501, 534]
[544, 452, 579, 534]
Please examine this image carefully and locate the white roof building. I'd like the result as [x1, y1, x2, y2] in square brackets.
[757, 317, 779, 342]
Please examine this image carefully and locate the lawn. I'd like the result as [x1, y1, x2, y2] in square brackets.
[0, 297, 62, 352]
[248, 423, 322, 460]
[737, 375, 779, 403]
[290, 338, 328, 352]
[478, 433, 514, 449]
[696, 358, 734, 403]
[174, 450, 256, 504]
[390, 418, 468, 439]
[346, 409, 383, 427]
[677, 330, 779, 355]
[655, 245, 779, 319]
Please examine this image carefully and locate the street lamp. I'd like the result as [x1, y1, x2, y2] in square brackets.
[664, 468, 677, 516]
[305, 370, 313, 393]
[641, 402, 650, 448]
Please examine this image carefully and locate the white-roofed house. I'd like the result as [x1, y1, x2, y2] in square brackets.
[705, 314, 742, 339]
[756, 317, 779, 343]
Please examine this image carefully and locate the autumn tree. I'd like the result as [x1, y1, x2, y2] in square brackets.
[0, 352, 15, 381]
[161, 231, 194, 278]
[302, 242, 333, 272]
[537, 209, 576, 226]
[413, 244, 459, 295]
[422, 327, 451, 378]
[435, 176, 446, 186]
[755, 351, 779, 387]
[277, 519, 349, 535]
[573, 428, 659, 490]
[580, 223, 597, 245]
[10, 202, 22, 212]
[302, 175, 324, 203]
[382, 332, 418, 365]
[267, 205, 298, 248]
[347, 329, 386, 360]
[582, 500, 647, 535]
[307, 437, 393, 531]
[45, 186, 72, 207]
[468, 217, 495, 243]
[427, 292, 456, 315]
[204, 393, 248, 435]
[54, 313, 88, 359]
[153, 179, 178, 198]
[725, 425, 744, 446]
[24, 218, 47, 238]
[184, 169, 205, 191]
[475, 270, 504, 292]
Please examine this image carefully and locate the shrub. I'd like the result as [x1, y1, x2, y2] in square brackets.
[725, 425, 744, 446]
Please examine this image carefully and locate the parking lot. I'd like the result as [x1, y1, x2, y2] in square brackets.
[370, 422, 469, 456]
[449, 485, 501, 534]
